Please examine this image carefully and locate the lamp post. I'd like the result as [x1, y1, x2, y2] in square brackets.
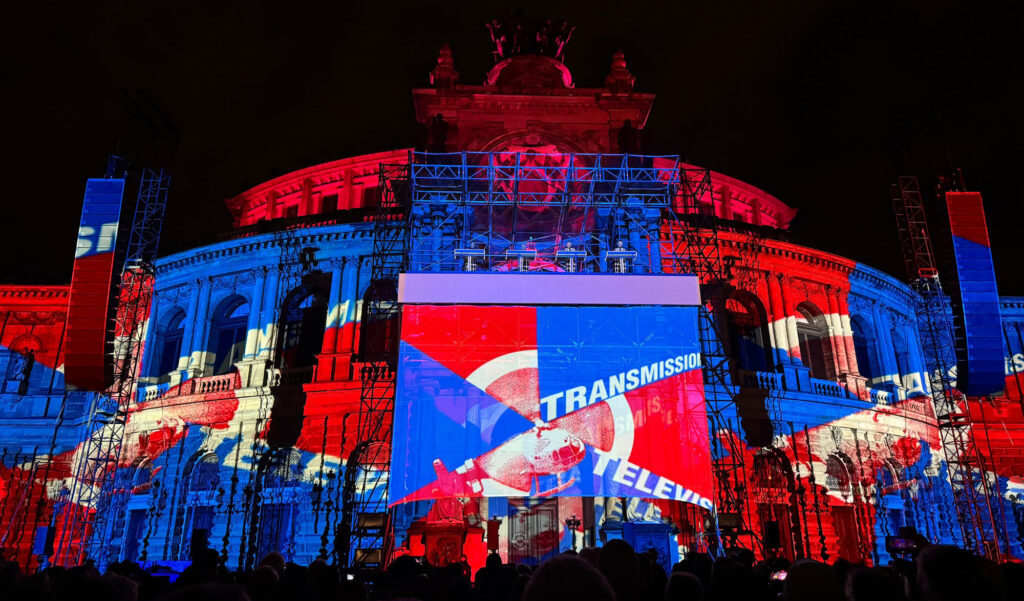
[565, 514, 582, 552]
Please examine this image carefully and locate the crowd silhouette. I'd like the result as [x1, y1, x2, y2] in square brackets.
[2, 541, 1022, 601]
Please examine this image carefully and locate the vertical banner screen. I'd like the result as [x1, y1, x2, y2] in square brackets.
[390, 304, 713, 509]
[64, 178, 126, 391]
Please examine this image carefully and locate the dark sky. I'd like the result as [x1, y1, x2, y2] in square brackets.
[3, 1, 1022, 293]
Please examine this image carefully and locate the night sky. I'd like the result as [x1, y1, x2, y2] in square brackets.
[3, 1, 1022, 292]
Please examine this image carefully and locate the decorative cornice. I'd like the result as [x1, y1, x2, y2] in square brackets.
[155, 224, 374, 276]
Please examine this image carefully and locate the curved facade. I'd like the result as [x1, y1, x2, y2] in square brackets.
[1, 37, 1023, 574]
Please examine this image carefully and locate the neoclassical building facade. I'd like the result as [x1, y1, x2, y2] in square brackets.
[0, 33, 1022, 573]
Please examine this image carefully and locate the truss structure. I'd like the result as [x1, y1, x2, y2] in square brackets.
[661, 168, 756, 553]
[343, 151, 763, 565]
[407, 152, 679, 274]
[891, 175, 1001, 560]
[57, 168, 169, 568]
[341, 162, 410, 569]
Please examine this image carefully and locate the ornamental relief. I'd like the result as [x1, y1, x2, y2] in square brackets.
[211, 271, 258, 293]
[8, 311, 64, 325]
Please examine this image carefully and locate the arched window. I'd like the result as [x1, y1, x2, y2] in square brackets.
[359, 280, 399, 361]
[891, 329, 911, 387]
[176, 453, 221, 560]
[825, 455, 853, 500]
[155, 310, 186, 377]
[264, 449, 303, 489]
[132, 460, 153, 494]
[752, 450, 799, 560]
[724, 293, 773, 372]
[257, 449, 303, 560]
[209, 297, 249, 375]
[850, 315, 881, 382]
[796, 303, 832, 379]
[278, 288, 327, 368]
[191, 454, 221, 492]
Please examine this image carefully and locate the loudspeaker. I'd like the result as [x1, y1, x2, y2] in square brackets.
[32, 526, 55, 556]
[763, 521, 781, 550]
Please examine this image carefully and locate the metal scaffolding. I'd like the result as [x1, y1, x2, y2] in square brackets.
[890, 175, 1001, 560]
[57, 168, 170, 567]
[341, 162, 411, 569]
[662, 168, 756, 553]
[342, 151, 753, 566]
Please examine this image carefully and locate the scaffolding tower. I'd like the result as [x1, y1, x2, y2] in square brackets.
[890, 175, 1001, 560]
[663, 168, 756, 552]
[341, 162, 411, 569]
[57, 168, 170, 567]
[342, 151, 709, 567]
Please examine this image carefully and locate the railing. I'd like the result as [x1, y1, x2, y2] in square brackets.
[740, 370, 783, 390]
[139, 372, 240, 402]
[810, 378, 850, 399]
[733, 364, 937, 421]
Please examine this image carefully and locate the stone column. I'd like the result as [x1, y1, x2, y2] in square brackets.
[243, 268, 267, 359]
[338, 259, 360, 356]
[186, 278, 212, 376]
[904, 322, 927, 396]
[258, 268, 281, 362]
[826, 286, 850, 375]
[781, 277, 801, 364]
[350, 257, 371, 356]
[837, 292, 859, 375]
[766, 273, 788, 366]
[873, 304, 899, 387]
[321, 260, 345, 355]
[236, 268, 269, 388]
[177, 280, 202, 372]
[141, 297, 160, 379]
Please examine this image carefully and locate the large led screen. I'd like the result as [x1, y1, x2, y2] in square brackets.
[390, 304, 713, 509]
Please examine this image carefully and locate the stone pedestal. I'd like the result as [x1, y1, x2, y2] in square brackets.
[781, 363, 812, 392]
[842, 374, 869, 399]
[314, 353, 352, 383]
[234, 358, 269, 388]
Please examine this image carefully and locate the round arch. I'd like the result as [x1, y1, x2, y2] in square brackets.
[207, 294, 249, 375]
[796, 302, 832, 379]
[724, 291, 773, 373]
[277, 284, 328, 369]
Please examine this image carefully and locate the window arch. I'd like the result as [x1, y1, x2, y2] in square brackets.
[263, 448, 303, 489]
[724, 293, 773, 372]
[850, 315, 882, 383]
[132, 459, 154, 494]
[208, 296, 249, 375]
[154, 309, 186, 377]
[174, 453, 221, 560]
[752, 450, 800, 560]
[796, 303, 832, 379]
[256, 448, 303, 560]
[359, 279, 399, 361]
[190, 453, 221, 492]
[278, 287, 328, 369]
[825, 455, 853, 500]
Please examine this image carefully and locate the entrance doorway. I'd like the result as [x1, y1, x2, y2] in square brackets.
[508, 498, 559, 565]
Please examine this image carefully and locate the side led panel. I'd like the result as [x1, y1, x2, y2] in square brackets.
[64, 178, 126, 391]
[945, 191, 1004, 397]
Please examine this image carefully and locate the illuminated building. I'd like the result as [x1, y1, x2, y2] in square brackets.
[1, 24, 1023, 573]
